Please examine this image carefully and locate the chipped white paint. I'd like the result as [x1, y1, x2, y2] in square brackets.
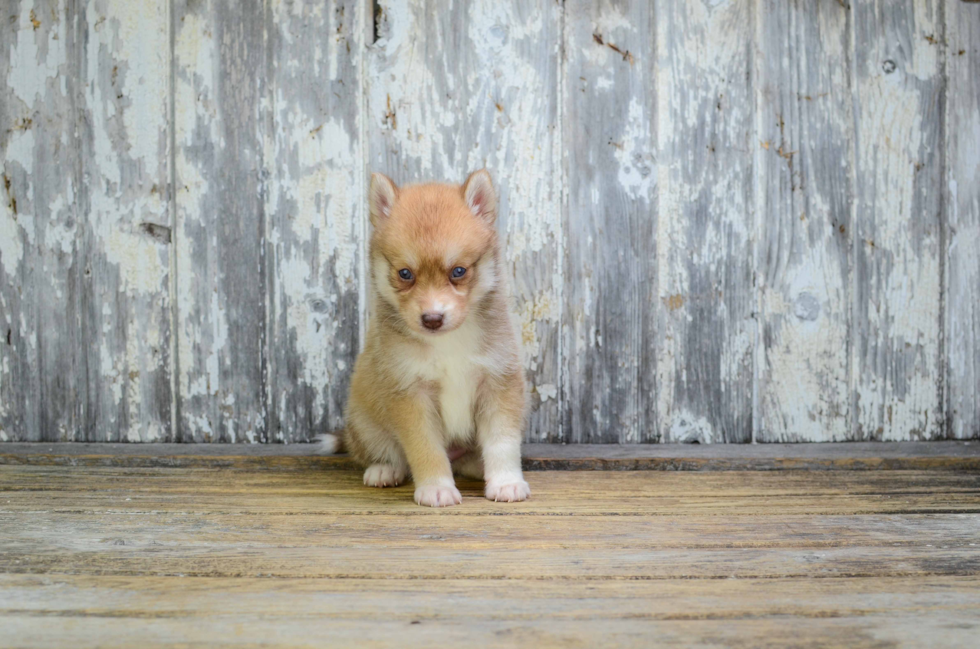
[6, 7, 65, 105]
[171, 0, 216, 429]
[946, 1, 980, 440]
[536, 384, 558, 403]
[2, 0, 77, 441]
[669, 410, 717, 445]
[79, 0, 173, 441]
[272, 116, 355, 420]
[0, 199, 25, 272]
[654, 0, 754, 443]
[615, 98, 655, 202]
[851, 0, 944, 440]
[2, 0, 979, 443]
[563, 0, 657, 443]
[265, 0, 364, 442]
[754, 0, 851, 442]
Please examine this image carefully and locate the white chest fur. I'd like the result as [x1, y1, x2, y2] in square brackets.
[392, 322, 491, 442]
[436, 358, 479, 441]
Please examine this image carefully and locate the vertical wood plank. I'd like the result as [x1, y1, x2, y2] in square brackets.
[0, 1, 77, 441]
[754, 0, 852, 441]
[265, 1, 364, 442]
[851, 0, 944, 440]
[173, 0, 267, 442]
[74, 0, 173, 441]
[368, 0, 563, 441]
[562, 1, 656, 443]
[654, 0, 755, 443]
[946, 1, 980, 439]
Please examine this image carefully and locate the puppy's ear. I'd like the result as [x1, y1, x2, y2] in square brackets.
[462, 169, 497, 224]
[369, 173, 398, 227]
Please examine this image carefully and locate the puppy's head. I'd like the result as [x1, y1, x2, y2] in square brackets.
[369, 170, 499, 336]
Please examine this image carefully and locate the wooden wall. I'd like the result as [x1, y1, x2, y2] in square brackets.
[1, 0, 978, 444]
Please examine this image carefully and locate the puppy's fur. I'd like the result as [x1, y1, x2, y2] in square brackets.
[316, 170, 529, 507]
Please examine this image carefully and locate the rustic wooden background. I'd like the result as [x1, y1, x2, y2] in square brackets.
[1, 0, 978, 444]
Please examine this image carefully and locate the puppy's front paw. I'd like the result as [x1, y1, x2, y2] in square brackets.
[363, 464, 406, 487]
[485, 479, 531, 503]
[414, 484, 462, 507]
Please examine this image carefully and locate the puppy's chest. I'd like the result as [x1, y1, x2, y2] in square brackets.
[436, 361, 480, 440]
[411, 351, 482, 440]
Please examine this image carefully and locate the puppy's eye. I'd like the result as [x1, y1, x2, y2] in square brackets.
[451, 266, 467, 279]
[398, 268, 414, 281]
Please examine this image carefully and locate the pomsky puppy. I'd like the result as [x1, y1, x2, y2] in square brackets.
[316, 169, 530, 507]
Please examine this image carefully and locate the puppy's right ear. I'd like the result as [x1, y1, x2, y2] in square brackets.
[369, 173, 398, 227]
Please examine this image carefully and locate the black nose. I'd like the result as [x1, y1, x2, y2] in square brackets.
[421, 313, 444, 330]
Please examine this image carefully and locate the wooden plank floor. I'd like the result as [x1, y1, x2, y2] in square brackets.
[1, 460, 980, 647]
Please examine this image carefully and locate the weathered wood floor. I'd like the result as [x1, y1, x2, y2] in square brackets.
[2, 449, 980, 647]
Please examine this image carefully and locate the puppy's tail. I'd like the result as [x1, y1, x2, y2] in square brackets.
[311, 432, 346, 455]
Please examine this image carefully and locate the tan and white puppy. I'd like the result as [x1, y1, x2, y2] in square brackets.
[317, 170, 529, 508]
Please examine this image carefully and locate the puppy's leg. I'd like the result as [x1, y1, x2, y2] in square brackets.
[360, 427, 408, 487]
[363, 462, 407, 487]
[477, 373, 530, 503]
[346, 411, 409, 488]
[388, 393, 460, 507]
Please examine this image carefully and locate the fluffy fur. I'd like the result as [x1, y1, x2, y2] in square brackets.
[316, 170, 530, 507]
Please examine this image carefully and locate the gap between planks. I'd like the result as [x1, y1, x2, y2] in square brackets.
[0, 442, 978, 471]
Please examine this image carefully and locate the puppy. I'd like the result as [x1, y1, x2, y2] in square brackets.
[316, 170, 530, 508]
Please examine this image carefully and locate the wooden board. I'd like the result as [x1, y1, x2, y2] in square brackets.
[264, 0, 364, 441]
[74, 0, 174, 442]
[173, 0, 269, 442]
[653, 0, 755, 443]
[367, 0, 563, 441]
[3, 441, 980, 471]
[851, 0, 944, 440]
[2, 466, 979, 517]
[0, 1, 78, 442]
[1, 464, 979, 647]
[946, 1, 980, 439]
[562, 0, 657, 443]
[755, 0, 852, 441]
[2, 575, 979, 648]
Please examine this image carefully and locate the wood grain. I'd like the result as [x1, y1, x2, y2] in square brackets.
[173, 0, 268, 442]
[7, 510, 979, 551]
[851, 0, 945, 440]
[2, 575, 978, 648]
[264, 0, 364, 442]
[0, 1, 78, 442]
[653, 0, 755, 443]
[755, 0, 853, 441]
[2, 466, 978, 516]
[562, 1, 657, 443]
[5, 441, 980, 471]
[946, 0, 980, 439]
[367, 0, 563, 441]
[74, 0, 174, 442]
[1, 465, 979, 647]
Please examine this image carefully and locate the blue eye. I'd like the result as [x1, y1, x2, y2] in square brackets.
[398, 268, 414, 281]
[451, 266, 467, 279]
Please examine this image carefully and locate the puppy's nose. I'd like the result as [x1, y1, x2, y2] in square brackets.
[421, 312, 444, 330]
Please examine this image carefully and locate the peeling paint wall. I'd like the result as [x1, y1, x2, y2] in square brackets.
[755, 0, 852, 442]
[1, 0, 978, 443]
[563, 0, 657, 443]
[946, 0, 980, 441]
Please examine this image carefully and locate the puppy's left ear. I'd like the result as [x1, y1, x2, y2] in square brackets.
[462, 169, 497, 224]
